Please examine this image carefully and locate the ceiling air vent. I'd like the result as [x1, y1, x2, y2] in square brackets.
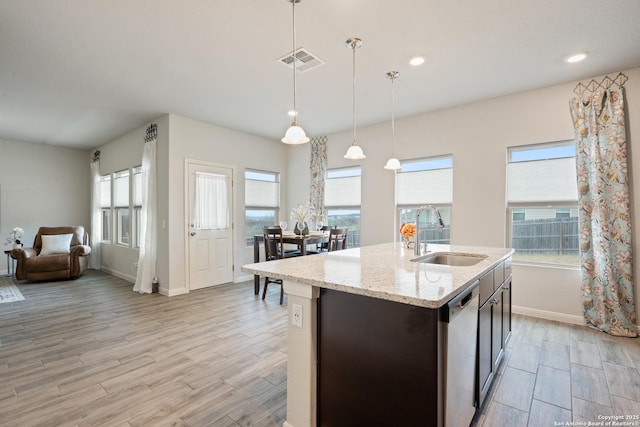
[278, 48, 325, 73]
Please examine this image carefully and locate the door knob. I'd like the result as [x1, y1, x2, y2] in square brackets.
[190, 232, 197, 236]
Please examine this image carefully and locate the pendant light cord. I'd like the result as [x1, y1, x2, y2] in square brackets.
[292, 0, 298, 124]
[352, 41, 357, 144]
[391, 74, 395, 155]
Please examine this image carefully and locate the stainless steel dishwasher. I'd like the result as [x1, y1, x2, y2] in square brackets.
[440, 279, 480, 427]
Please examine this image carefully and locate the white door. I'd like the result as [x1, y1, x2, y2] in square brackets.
[187, 161, 233, 291]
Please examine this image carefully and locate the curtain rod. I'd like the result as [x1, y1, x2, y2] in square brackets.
[573, 72, 628, 96]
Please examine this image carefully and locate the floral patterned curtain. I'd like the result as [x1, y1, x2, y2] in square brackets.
[569, 88, 637, 337]
[310, 136, 327, 222]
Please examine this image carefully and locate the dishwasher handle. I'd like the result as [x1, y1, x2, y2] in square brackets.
[441, 279, 480, 323]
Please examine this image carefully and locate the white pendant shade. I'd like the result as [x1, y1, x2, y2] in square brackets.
[344, 144, 366, 160]
[384, 157, 401, 170]
[282, 123, 310, 144]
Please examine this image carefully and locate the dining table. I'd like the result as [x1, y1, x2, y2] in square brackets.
[252, 231, 327, 295]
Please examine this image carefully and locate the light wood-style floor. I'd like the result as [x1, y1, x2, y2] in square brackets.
[475, 311, 640, 427]
[0, 271, 288, 427]
[1, 271, 639, 426]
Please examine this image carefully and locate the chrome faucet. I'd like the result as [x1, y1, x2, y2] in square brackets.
[414, 205, 445, 256]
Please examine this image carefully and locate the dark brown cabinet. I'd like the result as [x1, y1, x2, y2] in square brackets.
[477, 258, 512, 409]
[317, 289, 441, 426]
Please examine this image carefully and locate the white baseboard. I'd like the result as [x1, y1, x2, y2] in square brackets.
[282, 422, 293, 427]
[165, 286, 188, 296]
[100, 266, 135, 283]
[236, 272, 253, 283]
[513, 305, 585, 326]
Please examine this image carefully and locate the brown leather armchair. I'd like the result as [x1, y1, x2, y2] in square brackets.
[11, 226, 91, 281]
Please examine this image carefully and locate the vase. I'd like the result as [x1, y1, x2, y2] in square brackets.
[12, 243, 22, 249]
[403, 236, 414, 249]
[294, 221, 309, 236]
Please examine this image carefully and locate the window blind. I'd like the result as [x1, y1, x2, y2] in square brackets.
[507, 157, 577, 203]
[113, 171, 129, 208]
[397, 168, 453, 205]
[245, 179, 279, 208]
[133, 166, 142, 207]
[325, 175, 361, 206]
[100, 176, 111, 208]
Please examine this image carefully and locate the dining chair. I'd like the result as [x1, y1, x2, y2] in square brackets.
[317, 225, 337, 252]
[262, 226, 292, 304]
[327, 227, 348, 252]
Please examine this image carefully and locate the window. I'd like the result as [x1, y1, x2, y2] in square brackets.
[113, 169, 130, 246]
[396, 156, 452, 244]
[100, 174, 112, 242]
[507, 141, 578, 266]
[325, 167, 361, 248]
[245, 169, 279, 245]
[133, 165, 142, 248]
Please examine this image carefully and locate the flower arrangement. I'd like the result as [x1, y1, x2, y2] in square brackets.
[290, 203, 315, 222]
[400, 223, 416, 238]
[400, 223, 416, 248]
[6, 227, 25, 246]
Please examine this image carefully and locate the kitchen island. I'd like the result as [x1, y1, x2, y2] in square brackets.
[242, 242, 513, 427]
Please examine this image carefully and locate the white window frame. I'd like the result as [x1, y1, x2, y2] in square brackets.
[99, 174, 112, 243]
[396, 156, 453, 244]
[245, 169, 280, 246]
[132, 165, 142, 249]
[325, 166, 361, 248]
[506, 140, 579, 267]
[113, 169, 131, 247]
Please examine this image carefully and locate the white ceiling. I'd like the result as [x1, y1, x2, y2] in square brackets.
[1, 0, 639, 150]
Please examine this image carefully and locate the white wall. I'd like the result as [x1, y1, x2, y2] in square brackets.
[96, 114, 287, 293]
[0, 138, 90, 272]
[287, 67, 640, 324]
[166, 114, 288, 294]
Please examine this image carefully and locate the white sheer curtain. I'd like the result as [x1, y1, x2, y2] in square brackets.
[193, 172, 229, 230]
[89, 160, 102, 269]
[133, 136, 157, 293]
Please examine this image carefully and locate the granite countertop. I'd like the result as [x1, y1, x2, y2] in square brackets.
[242, 242, 514, 308]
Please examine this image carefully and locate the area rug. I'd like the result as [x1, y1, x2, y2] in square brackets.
[0, 277, 25, 303]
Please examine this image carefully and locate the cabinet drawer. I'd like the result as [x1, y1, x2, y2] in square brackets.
[494, 260, 505, 285]
[504, 257, 512, 279]
[479, 269, 495, 306]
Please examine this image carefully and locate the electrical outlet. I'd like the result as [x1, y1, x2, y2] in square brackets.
[292, 303, 303, 328]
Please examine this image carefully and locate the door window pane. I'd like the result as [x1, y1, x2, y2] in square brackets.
[194, 172, 230, 230]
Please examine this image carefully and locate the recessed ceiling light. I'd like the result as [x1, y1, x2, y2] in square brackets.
[565, 52, 589, 63]
[409, 56, 425, 66]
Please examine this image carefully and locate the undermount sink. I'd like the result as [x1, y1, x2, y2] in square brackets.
[412, 252, 487, 267]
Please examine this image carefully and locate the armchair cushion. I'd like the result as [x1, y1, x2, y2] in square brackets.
[40, 233, 73, 255]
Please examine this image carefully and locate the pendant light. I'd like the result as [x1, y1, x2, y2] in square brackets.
[384, 71, 401, 170]
[344, 37, 366, 160]
[281, 0, 310, 144]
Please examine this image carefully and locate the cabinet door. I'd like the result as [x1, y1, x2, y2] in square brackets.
[491, 289, 503, 371]
[502, 279, 512, 346]
[477, 301, 493, 406]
